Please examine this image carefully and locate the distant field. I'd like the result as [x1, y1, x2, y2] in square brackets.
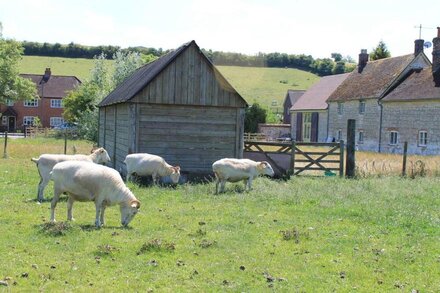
[20, 56, 319, 108]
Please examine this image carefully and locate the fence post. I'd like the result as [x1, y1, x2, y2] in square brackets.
[401, 141, 408, 177]
[339, 140, 344, 177]
[3, 131, 8, 159]
[345, 119, 356, 178]
[290, 140, 296, 176]
[64, 131, 67, 154]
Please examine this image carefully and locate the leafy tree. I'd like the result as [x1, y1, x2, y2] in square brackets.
[0, 22, 37, 104]
[370, 40, 391, 61]
[331, 53, 342, 62]
[63, 50, 144, 141]
[332, 61, 346, 74]
[311, 58, 335, 76]
[245, 103, 266, 133]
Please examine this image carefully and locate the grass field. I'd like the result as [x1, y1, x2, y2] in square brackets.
[1, 138, 440, 291]
[19, 56, 319, 108]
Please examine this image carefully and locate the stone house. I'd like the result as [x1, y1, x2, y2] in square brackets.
[290, 73, 349, 142]
[379, 28, 440, 155]
[327, 39, 432, 152]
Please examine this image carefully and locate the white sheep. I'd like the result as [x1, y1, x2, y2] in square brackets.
[50, 161, 140, 227]
[212, 158, 275, 194]
[31, 147, 111, 202]
[124, 153, 180, 184]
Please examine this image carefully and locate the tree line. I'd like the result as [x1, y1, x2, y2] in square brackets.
[21, 41, 356, 76]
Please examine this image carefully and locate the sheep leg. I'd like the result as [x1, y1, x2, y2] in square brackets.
[245, 177, 253, 191]
[37, 177, 49, 202]
[152, 173, 159, 185]
[67, 196, 75, 221]
[220, 180, 226, 193]
[100, 205, 107, 226]
[50, 186, 62, 223]
[94, 201, 103, 228]
[126, 172, 131, 183]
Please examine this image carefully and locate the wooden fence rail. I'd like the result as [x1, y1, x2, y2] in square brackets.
[243, 140, 344, 177]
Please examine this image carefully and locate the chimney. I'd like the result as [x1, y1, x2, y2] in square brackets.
[358, 49, 368, 73]
[433, 27, 440, 86]
[414, 39, 424, 55]
[42, 68, 51, 83]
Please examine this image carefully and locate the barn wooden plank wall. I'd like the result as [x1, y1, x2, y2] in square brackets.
[132, 44, 244, 108]
[137, 104, 238, 172]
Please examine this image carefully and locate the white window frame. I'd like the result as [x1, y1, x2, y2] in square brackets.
[1, 116, 7, 125]
[359, 100, 366, 114]
[24, 100, 38, 107]
[6, 99, 14, 106]
[50, 99, 63, 108]
[23, 116, 36, 126]
[50, 117, 64, 127]
[358, 130, 364, 144]
[418, 131, 428, 147]
[389, 131, 398, 145]
[337, 102, 344, 115]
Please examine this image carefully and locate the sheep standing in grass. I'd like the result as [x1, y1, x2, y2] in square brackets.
[31, 147, 111, 202]
[50, 161, 140, 227]
[212, 158, 275, 194]
[124, 153, 180, 184]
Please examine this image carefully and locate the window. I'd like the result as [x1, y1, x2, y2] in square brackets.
[50, 99, 63, 108]
[6, 99, 14, 106]
[23, 116, 36, 126]
[358, 131, 364, 144]
[302, 113, 312, 142]
[50, 117, 64, 127]
[24, 100, 38, 107]
[1, 116, 7, 125]
[389, 131, 398, 145]
[359, 100, 366, 114]
[337, 129, 342, 141]
[418, 131, 428, 146]
[337, 102, 344, 115]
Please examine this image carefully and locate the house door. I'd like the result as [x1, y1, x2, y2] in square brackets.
[302, 113, 312, 142]
[8, 116, 16, 132]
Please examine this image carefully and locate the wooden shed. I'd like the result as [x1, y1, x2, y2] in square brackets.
[98, 40, 248, 177]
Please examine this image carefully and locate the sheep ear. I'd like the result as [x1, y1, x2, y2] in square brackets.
[175, 166, 180, 172]
[257, 162, 265, 170]
[91, 146, 98, 153]
[261, 161, 268, 167]
[131, 200, 141, 209]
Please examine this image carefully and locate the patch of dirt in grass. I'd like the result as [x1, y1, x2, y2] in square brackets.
[137, 239, 175, 255]
[39, 222, 73, 237]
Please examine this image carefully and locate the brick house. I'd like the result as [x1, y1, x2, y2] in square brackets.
[0, 68, 81, 132]
[327, 39, 431, 152]
[290, 73, 349, 142]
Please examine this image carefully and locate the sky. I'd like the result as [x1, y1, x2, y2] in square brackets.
[1, 0, 439, 60]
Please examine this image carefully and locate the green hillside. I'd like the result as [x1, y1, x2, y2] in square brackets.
[20, 56, 320, 108]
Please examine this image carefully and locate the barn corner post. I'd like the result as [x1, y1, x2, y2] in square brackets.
[64, 130, 67, 154]
[3, 131, 8, 159]
[401, 141, 408, 177]
[290, 139, 296, 177]
[345, 119, 356, 178]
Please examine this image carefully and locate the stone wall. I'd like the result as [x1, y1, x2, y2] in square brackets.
[258, 124, 290, 141]
[328, 99, 381, 151]
[381, 100, 440, 155]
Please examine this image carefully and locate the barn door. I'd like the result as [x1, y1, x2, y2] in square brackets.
[296, 112, 302, 141]
[310, 112, 319, 142]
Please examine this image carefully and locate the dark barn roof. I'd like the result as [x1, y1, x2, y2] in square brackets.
[382, 67, 440, 102]
[98, 40, 247, 107]
[284, 90, 305, 107]
[20, 74, 81, 98]
[327, 54, 415, 102]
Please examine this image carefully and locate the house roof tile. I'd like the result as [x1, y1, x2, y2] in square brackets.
[20, 74, 81, 98]
[382, 67, 440, 101]
[327, 54, 415, 102]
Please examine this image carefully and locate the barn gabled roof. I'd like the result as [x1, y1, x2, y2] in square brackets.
[283, 90, 305, 107]
[98, 40, 247, 107]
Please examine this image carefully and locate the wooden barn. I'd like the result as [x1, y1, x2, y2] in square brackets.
[97, 40, 248, 178]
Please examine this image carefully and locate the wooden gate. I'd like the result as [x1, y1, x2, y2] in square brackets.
[243, 140, 344, 177]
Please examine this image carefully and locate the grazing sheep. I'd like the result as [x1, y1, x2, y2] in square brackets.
[50, 161, 140, 227]
[31, 147, 111, 202]
[212, 158, 275, 194]
[124, 153, 180, 184]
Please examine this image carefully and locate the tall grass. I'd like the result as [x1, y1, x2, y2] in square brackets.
[1, 138, 440, 291]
